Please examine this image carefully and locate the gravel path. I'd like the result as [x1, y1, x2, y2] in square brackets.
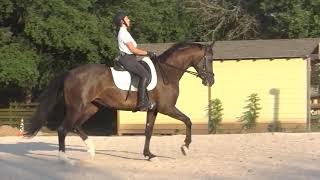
[1, 133, 320, 180]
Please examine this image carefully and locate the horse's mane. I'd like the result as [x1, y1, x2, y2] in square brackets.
[158, 42, 204, 61]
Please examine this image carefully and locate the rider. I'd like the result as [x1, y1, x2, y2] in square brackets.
[113, 11, 157, 111]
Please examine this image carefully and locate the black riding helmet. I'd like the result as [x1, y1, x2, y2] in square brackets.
[113, 11, 127, 27]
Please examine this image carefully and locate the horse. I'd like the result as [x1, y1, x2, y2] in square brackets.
[24, 42, 215, 162]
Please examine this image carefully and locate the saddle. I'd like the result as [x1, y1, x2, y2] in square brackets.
[110, 57, 157, 91]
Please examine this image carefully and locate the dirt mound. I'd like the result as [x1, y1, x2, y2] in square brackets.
[0, 125, 20, 136]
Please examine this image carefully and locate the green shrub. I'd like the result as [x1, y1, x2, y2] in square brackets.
[239, 93, 261, 131]
[207, 98, 223, 134]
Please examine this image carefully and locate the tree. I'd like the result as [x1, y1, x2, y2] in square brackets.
[255, 0, 320, 38]
[312, 61, 320, 86]
[0, 0, 114, 102]
[0, 28, 40, 102]
[94, 0, 196, 43]
[0, 0, 198, 103]
[254, 0, 320, 85]
[23, 0, 116, 63]
[2, 0, 320, 103]
[182, 0, 259, 41]
[0, 0, 116, 93]
[0, 43, 40, 88]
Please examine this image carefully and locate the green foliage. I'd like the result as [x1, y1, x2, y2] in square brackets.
[0, 43, 40, 88]
[95, 0, 195, 43]
[257, 0, 320, 38]
[0, 0, 13, 24]
[1, 0, 320, 102]
[0, 0, 198, 102]
[133, 0, 195, 42]
[182, 0, 259, 41]
[182, 0, 320, 40]
[207, 98, 223, 134]
[23, 0, 116, 63]
[0, 28, 40, 88]
[239, 93, 262, 130]
[311, 61, 320, 85]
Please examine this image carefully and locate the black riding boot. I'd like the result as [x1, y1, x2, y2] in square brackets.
[136, 78, 156, 111]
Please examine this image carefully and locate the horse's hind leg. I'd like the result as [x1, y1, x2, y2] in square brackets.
[57, 125, 73, 164]
[74, 126, 96, 158]
[57, 109, 81, 164]
[73, 104, 98, 158]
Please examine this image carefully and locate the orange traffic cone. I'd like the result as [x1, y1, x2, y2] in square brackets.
[16, 118, 24, 136]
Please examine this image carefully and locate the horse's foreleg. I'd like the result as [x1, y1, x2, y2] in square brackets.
[165, 107, 192, 156]
[143, 110, 158, 160]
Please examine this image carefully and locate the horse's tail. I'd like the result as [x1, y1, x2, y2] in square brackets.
[24, 72, 68, 138]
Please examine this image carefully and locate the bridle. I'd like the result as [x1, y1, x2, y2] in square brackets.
[195, 54, 214, 79]
[155, 49, 214, 84]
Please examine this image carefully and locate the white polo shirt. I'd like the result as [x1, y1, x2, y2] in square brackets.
[118, 27, 137, 54]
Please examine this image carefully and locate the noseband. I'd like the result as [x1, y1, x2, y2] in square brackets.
[196, 54, 214, 79]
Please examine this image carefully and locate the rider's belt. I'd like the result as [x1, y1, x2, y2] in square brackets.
[120, 51, 135, 57]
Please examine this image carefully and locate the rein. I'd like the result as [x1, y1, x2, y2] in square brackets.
[154, 55, 213, 85]
[158, 61, 200, 77]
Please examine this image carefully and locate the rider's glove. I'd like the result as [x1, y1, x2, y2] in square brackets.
[147, 51, 157, 59]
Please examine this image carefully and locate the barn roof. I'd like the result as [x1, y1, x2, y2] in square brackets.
[139, 38, 320, 60]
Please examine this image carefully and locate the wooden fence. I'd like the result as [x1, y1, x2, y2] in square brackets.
[0, 102, 38, 127]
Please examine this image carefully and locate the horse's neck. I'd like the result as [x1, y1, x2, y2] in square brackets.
[157, 54, 194, 84]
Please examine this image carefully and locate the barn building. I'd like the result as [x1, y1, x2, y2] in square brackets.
[115, 38, 320, 135]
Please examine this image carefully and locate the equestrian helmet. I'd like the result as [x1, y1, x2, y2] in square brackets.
[113, 11, 127, 26]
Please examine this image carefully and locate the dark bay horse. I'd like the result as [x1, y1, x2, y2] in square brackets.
[24, 42, 215, 162]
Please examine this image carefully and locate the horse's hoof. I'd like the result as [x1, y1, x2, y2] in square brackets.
[59, 157, 75, 165]
[66, 159, 76, 166]
[59, 152, 76, 165]
[181, 145, 189, 156]
[149, 157, 160, 162]
[88, 150, 95, 158]
[84, 139, 95, 158]
[144, 154, 158, 162]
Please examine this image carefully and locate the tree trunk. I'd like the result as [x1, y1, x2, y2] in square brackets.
[24, 87, 32, 104]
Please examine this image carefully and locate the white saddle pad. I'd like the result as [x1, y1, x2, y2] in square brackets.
[110, 57, 157, 91]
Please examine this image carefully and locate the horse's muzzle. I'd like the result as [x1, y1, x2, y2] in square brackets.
[202, 75, 215, 87]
